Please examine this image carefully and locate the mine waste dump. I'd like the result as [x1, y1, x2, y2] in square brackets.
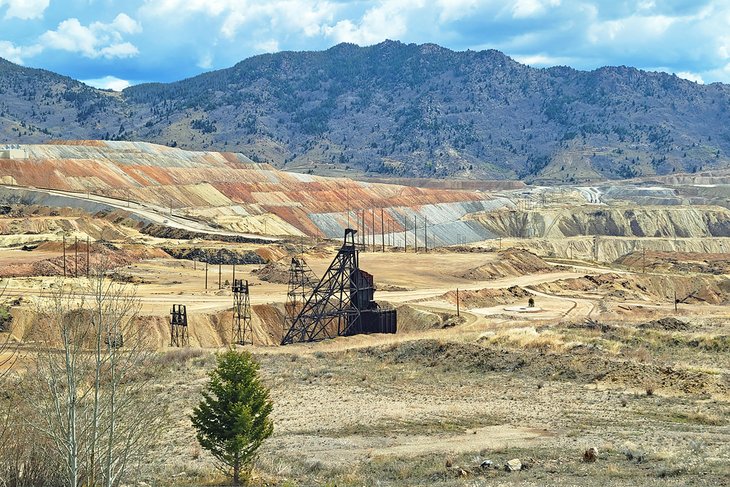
[281, 228, 397, 344]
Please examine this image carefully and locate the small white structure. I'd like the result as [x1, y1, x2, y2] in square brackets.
[0, 145, 27, 159]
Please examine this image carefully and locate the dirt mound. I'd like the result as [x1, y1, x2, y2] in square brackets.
[0, 244, 168, 278]
[460, 249, 553, 280]
[639, 317, 691, 331]
[394, 305, 454, 332]
[615, 251, 730, 275]
[535, 273, 730, 305]
[252, 261, 291, 284]
[440, 286, 530, 308]
[359, 339, 728, 396]
[163, 247, 267, 265]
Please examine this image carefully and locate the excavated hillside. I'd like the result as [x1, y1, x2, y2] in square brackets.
[460, 249, 554, 280]
[615, 251, 730, 275]
[0, 141, 511, 245]
[467, 206, 730, 238]
[534, 273, 730, 305]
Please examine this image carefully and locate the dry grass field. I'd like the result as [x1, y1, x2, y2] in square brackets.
[0, 222, 728, 486]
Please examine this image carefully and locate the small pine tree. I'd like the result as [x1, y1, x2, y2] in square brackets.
[191, 350, 273, 485]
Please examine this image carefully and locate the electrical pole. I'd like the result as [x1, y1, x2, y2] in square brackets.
[456, 288, 460, 317]
[62, 234, 66, 278]
[86, 236, 90, 277]
[424, 217, 428, 253]
[74, 236, 78, 278]
[404, 220, 407, 253]
[414, 216, 418, 253]
[205, 261, 208, 289]
[218, 262, 222, 289]
[371, 208, 376, 252]
[381, 208, 385, 252]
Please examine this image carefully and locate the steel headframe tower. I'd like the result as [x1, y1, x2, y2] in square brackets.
[285, 257, 318, 333]
[170, 304, 189, 347]
[281, 228, 361, 345]
[232, 279, 253, 345]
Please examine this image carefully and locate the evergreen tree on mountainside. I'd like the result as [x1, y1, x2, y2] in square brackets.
[0, 41, 729, 181]
[191, 350, 273, 485]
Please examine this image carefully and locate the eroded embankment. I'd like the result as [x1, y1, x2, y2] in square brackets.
[467, 206, 730, 239]
[502, 236, 730, 263]
[357, 339, 729, 396]
[0, 243, 169, 278]
[7, 302, 289, 348]
[459, 248, 554, 280]
[533, 273, 730, 305]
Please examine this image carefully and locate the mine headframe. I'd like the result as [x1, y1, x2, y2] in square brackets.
[232, 279, 253, 345]
[170, 304, 189, 347]
[280, 228, 396, 345]
[285, 256, 318, 331]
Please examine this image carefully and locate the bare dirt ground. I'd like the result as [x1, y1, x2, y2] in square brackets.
[1, 232, 729, 486]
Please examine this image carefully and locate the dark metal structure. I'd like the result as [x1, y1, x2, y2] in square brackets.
[285, 257, 318, 334]
[281, 228, 397, 345]
[170, 304, 189, 347]
[232, 279, 253, 345]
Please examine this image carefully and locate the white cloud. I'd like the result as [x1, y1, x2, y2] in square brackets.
[323, 0, 422, 45]
[511, 0, 560, 19]
[38, 14, 142, 59]
[512, 53, 574, 67]
[0, 40, 42, 64]
[197, 52, 213, 69]
[436, 0, 480, 23]
[254, 39, 280, 53]
[675, 71, 704, 84]
[82, 75, 131, 91]
[142, 0, 337, 40]
[0, 0, 49, 20]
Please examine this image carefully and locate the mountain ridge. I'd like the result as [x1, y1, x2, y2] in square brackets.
[1, 40, 729, 182]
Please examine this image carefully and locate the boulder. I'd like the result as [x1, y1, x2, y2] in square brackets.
[505, 458, 522, 472]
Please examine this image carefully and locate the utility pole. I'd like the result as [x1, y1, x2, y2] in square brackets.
[381, 208, 385, 252]
[62, 234, 66, 278]
[74, 236, 78, 278]
[424, 217, 428, 253]
[456, 288, 460, 317]
[404, 220, 407, 253]
[218, 262, 222, 289]
[642, 245, 646, 274]
[205, 261, 208, 289]
[232, 263, 236, 283]
[414, 216, 418, 253]
[371, 208, 376, 252]
[86, 236, 90, 278]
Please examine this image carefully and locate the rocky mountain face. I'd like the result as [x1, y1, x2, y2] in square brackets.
[1, 41, 730, 182]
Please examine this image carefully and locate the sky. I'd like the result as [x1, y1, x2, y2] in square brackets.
[0, 0, 728, 90]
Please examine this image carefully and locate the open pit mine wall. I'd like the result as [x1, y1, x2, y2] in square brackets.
[310, 198, 513, 246]
[0, 141, 517, 245]
[468, 206, 730, 239]
[515, 236, 730, 263]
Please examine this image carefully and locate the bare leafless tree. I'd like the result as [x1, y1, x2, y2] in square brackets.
[17, 260, 165, 487]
